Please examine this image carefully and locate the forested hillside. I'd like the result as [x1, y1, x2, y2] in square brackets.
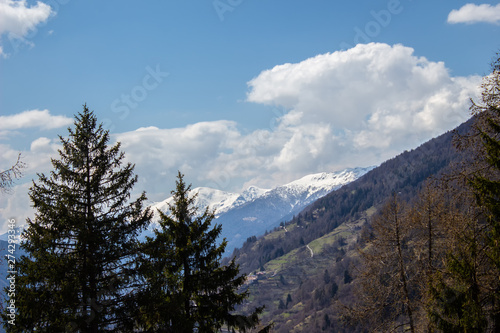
[230, 117, 469, 269]
[227, 118, 472, 332]
[229, 55, 500, 332]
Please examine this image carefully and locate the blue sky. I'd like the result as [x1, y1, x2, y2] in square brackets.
[0, 0, 499, 231]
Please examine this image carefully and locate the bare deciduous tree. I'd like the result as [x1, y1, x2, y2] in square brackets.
[0, 153, 26, 194]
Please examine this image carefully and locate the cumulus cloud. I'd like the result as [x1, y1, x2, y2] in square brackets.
[0, 43, 484, 229]
[115, 117, 341, 197]
[0, 182, 33, 230]
[114, 121, 243, 197]
[108, 43, 482, 200]
[0, 109, 73, 130]
[1, 137, 60, 178]
[0, 0, 53, 55]
[448, 3, 500, 24]
[247, 43, 480, 157]
[0, 138, 61, 232]
[0, 0, 53, 37]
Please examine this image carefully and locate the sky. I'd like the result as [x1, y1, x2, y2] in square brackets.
[0, 0, 499, 232]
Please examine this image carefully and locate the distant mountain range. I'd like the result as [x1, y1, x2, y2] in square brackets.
[146, 167, 374, 253]
[0, 168, 373, 257]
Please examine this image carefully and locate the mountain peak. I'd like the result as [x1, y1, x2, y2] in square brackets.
[147, 167, 374, 252]
[149, 167, 373, 220]
[285, 167, 374, 189]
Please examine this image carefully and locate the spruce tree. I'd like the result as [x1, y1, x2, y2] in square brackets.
[3, 105, 152, 332]
[137, 172, 266, 332]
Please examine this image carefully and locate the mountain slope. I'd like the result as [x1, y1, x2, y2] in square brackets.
[149, 187, 259, 219]
[231, 119, 471, 332]
[147, 167, 373, 253]
[215, 167, 373, 253]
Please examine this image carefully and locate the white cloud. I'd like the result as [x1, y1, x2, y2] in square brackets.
[114, 121, 243, 197]
[0, 0, 53, 55]
[0, 44, 484, 232]
[247, 42, 480, 154]
[115, 118, 340, 196]
[0, 138, 61, 233]
[110, 43, 482, 200]
[0, 0, 53, 37]
[0, 182, 33, 230]
[0, 137, 61, 179]
[0, 109, 73, 130]
[448, 3, 500, 24]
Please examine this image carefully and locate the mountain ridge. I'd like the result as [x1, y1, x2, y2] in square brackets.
[146, 167, 374, 253]
[230, 118, 472, 332]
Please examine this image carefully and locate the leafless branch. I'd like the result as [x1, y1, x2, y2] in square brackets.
[0, 152, 27, 194]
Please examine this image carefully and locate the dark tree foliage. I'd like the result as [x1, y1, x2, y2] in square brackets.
[419, 53, 500, 333]
[286, 293, 293, 308]
[2, 105, 152, 332]
[137, 172, 267, 332]
[460, 53, 500, 332]
[470, 54, 500, 271]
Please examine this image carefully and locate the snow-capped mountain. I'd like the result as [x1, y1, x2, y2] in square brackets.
[149, 185, 270, 220]
[147, 167, 374, 254]
[262, 167, 373, 209]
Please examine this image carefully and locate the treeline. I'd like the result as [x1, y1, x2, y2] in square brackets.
[345, 57, 500, 332]
[1, 107, 269, 332]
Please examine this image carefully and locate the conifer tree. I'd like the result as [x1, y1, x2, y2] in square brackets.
[470, 54, 500, 268]
[426, 53, 500, 332]
[468, 53, 500, 331]
[425, 184, 489, 332]
[137, 172, 266, 332]
[2, 105, 152, 332]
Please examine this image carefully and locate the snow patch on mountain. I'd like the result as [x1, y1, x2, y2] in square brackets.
[267, 167, 372, 207]
[149, 185, 271, 220]
[148, 167, 373, 229]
